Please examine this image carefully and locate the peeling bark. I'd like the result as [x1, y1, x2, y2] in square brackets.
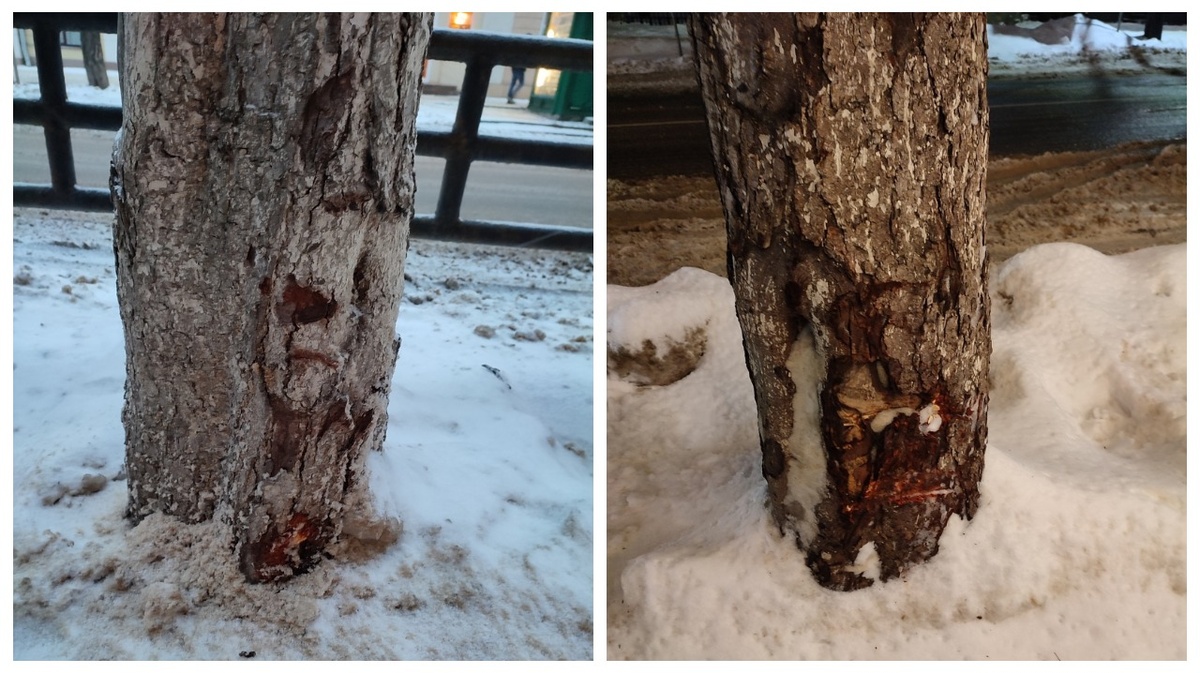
[111, 13, 432, 582]
[691, 13, 990, 590]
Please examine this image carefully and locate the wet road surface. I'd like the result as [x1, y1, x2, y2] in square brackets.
[609, 72, 1186, 180]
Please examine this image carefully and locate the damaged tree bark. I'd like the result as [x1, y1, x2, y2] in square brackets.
[691, 13, 990, 590]
[111, 13, 432, 582]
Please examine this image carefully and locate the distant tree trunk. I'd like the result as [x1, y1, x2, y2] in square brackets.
[111, 13, 432, 583]
[1141, 14, 1164, 40]
[691, 13, 990, 591]
[81, 31, 108, 89]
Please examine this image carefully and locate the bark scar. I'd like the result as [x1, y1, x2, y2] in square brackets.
[290, 347, 339, 369]
[252, 512, 322, 582]
[299, 71, 353, 170]
[279, 275, 337, 325]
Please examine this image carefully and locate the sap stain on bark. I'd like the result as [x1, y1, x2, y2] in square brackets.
[290, 347, 339, 369]
[246, 511, 325, 582]
[278, 275, 337, 325]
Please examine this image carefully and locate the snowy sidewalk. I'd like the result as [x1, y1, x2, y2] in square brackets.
[13, 65, 593, 145]
[419, 94, 593, 145]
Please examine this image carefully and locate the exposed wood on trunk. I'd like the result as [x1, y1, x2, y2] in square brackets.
[112, 13, 432, 582]
[691, 13, 991, 591]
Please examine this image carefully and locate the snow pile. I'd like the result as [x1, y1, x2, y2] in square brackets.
[986, 14, 1186, 78]
[988, 14, 1183, 57]
[607, 243, 1185, 660]
[990, 243, 1186, 481]
[607, 268, 759, 613]
[11, 209, 593, 660]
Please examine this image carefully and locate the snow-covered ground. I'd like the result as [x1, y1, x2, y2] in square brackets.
[608, 244, 1185, 659]
[607, 13, 1187, 661]
[10, 206, 593, 659]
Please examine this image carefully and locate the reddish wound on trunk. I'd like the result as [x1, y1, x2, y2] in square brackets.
[281, 275, 337, 324]
[290, 347, 339, 368]
[255, 512, 319, 582]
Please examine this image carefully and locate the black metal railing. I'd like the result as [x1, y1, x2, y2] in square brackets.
[12, 13, 593, 252]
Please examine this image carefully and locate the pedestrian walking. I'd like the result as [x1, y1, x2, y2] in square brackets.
[507, 66, 526, 104]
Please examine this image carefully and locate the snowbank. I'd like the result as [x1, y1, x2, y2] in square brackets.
[988, 14, 1187, 78]
[607, 243, 1185, 660]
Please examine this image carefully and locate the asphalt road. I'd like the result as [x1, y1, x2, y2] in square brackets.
[12, 125, 593, 229]
[610, 73, 1187, 180]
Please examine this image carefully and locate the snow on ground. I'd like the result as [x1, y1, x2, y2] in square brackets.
[987, 15, 1188, 78]
[10, 207, 593, 660]
[608, 14, 1188, 95]
[607, 243, 1185, 659]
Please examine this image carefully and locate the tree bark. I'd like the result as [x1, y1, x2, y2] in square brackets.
[111, 13, 431, 583]
[81, 31, 109, 89]
[691, 13, 990, 591]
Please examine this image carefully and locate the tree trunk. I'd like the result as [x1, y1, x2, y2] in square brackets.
[111, 13, 432, 583]
[691, 13, 990, 591]
[81, 31, 109, 89]
[1142, 14, 1164, 40]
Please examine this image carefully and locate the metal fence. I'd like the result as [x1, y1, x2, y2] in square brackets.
[609, 13, 689, 25]
[12, 13, 593, 252]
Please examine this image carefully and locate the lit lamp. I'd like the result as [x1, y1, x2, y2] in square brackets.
[450, 12, 473, 29]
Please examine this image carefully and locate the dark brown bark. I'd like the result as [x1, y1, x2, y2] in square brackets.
[1142, 14, 1164, 40]
[691, 13, 990, 590]
[81, 32, 109, 89]
[112, 13, 431, 582]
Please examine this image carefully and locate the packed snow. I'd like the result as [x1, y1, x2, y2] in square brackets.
[607, 12, 1187, 662]
[607, 244, 1185, 659]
